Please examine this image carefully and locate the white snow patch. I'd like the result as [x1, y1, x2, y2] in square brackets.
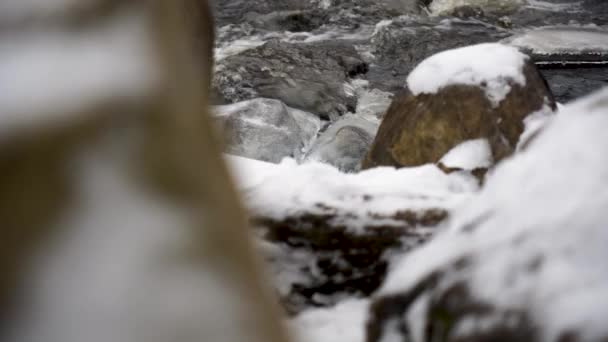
[440, 138, 493, 170]
[406, 43, 528, 106]
[406, 295, 431, 342]
[227, 156, 479, 231]
[517, 102, 555, 150]
[289, 299, 369, 342]
[380, 87, 608, 341]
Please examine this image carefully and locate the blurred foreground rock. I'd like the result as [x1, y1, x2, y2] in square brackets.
[0, 2, 288, 342]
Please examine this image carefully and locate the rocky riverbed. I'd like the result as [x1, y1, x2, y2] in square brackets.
[213, 1, 608, 341]
[213, 0, 607, 169]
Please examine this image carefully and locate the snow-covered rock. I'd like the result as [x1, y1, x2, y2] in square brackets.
[364, 43, 556, 170]
[227, 156, 479, 313]
[215, 98, 321, 163]
[228, 156, 478, 225]
[406, 43, 528, 106]
[368, 87, 608, 342]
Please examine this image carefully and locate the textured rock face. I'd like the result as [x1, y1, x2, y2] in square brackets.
[215, 98, 321, 163]
[363, 52, 555, 169]
[366, 89, 608, 342]
[305, 126, 373, 172]
[304, 115, 379, 172]
[214, 39, 367, 120]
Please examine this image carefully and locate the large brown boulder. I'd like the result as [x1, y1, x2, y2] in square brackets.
[363, 43, 556, 169]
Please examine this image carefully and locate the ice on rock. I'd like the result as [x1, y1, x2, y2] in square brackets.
[406, 43, 528, 106]
[380, 88, 608, 341]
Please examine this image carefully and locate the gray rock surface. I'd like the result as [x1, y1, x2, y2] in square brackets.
[304, 115, 379, 172]
[215, 98, 321, 163]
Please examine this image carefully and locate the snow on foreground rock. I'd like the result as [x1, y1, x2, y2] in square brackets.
[227, 156, 478, 228]
[439, 139, 493, 171]
[368, 88, 608, 342]
[406, 43, 528, 106]
[227, 156, 479, 314]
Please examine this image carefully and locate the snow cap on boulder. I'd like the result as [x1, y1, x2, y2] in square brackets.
[406, 43, 528, 107]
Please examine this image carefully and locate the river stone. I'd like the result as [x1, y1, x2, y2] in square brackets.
[215, 98, 321, 163]
[304, 115, 379, 172]
[367, 16, 511, 94]
[362, 50, 556, 169]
